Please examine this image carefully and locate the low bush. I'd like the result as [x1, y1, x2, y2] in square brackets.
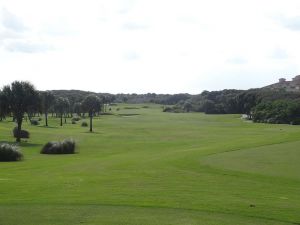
[41, 139, 76, 154]
[81, 121, 88, 127]
[13, 127, 30, 139]
[163, 106, 184, 113]
[0, 143, 23, 161]
[30, 120, 39, 125]
[38, 118, 42, 121]
[71, 121, 76, 124]
[71, 117, 81, 122]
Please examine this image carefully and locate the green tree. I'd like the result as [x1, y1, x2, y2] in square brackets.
[2, 81, 38, 142]
[73, 102, 82, 117]
[183, 100, 193, 112]
[55, 97, 69, 126]
[82, 95, 101, 132]
[41, 91, 55, 126]
[0, 91, 10, 121]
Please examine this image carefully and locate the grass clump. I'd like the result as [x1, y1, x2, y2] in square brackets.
[72, 117, 81, 122]
[0, 143, 23, 161]
[163, 106, 184, 113]
[41, 139, 76, 154]
[81, 121, 88, 127]
[13, 127, 30, 139]
[30, 120, 39, 125]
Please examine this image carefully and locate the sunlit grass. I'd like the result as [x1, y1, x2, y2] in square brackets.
[0, 104, 299, 225]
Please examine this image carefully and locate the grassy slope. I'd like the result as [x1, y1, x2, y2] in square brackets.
[0, 104, 299, 225]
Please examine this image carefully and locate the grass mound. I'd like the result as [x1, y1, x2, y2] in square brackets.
[41, 139, 76, 154]
[81, 121, 88, 127]
[30, 120, 39, 125]
[13, 127, 30, 139]
[72, 117, 81, 122]
[0, 143, 23, 161]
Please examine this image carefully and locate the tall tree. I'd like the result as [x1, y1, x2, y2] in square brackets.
[0, 91, 9, 121]
[41, 91, 55, 126]
[82, 95, 101, 132]
[55, 97, 69, 126]
[73, 102, 82, 117]
[2, 81, 38, 142]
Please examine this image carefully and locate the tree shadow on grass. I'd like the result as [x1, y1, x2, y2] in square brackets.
[117, 113, 140, 117]
[81, 131, 103, 134]
[39, 125, 58, 129]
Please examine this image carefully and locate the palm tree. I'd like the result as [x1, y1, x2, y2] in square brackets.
[73, 102, 82, 117]
[55, 97, 69, 126]
[41, 91, 55, 126]
[82, 95, 101, 132]
[0, 91, 9, 121]
[2, 81, 38, 142]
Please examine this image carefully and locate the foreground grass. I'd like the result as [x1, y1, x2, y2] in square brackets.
[0, 104, 299, 225]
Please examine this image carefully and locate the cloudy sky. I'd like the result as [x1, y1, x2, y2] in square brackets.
[1, 0, 300, 94]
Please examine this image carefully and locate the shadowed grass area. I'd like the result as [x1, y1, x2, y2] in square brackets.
[0, 104, 299, 225]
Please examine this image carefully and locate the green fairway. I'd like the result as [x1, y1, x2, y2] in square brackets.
[0, 104, 300, 225]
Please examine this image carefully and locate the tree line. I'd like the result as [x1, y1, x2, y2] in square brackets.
[165, 89, 300, 125]
[0, 81, 112, 142]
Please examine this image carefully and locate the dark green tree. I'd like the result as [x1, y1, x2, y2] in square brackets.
[82, 95, 101, 132]
[2, 81, 38, 142]
[73, 102, 82, 117]
[183, 100, 193, 112]
[0, 91, 10, 121]
[41, 91, 55, 126]
[55, 97, 69, 126]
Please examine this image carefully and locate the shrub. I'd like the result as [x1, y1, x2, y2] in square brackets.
[163, 106, 173, 112]
[13, 127, 30, 139]
[81, 121, 88, 127]
[71, 117, 80, 122]
[142, 106, 149, 108]
[41, 139, 76, 154]
[163, 106, 184, 113]
[30, 119, 39, 125]
[71, 121, 76, 124]
[0, 143, 23, 161]
[38, 118, 42, 121]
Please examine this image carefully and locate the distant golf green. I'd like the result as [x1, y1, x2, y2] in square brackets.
[0, 104, 299, 225]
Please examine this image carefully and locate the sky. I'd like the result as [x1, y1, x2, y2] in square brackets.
[1, 0, 300, 94]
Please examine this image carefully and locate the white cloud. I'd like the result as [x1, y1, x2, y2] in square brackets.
[1, 7, 26, 32]
[0, 0, 300, 93]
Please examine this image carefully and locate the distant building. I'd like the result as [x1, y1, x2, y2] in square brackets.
[264, 76, 300, 92]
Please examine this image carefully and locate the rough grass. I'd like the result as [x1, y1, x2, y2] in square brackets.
[41, 139, 76, 154]
[0, 103, 299, 225]
[0, 143, 23, 161]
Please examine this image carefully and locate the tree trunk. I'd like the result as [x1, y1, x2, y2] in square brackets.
[89, 114, 93, 132]
[60, 114, 63, 126]
[45, 112, 48, 126]
[16, 120, 22, 142]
